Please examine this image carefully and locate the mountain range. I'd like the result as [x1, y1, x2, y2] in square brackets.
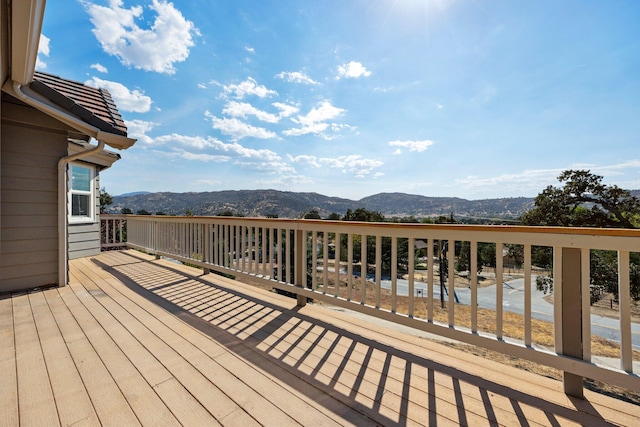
[108, 190, 536, 220]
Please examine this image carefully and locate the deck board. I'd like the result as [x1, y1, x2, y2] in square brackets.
[12, 291, 60, 426]
[0, 295, 19, 426]
[42, 285, 143, 426]
[27, 290, 99, 426]
[1, 249, 638, 426]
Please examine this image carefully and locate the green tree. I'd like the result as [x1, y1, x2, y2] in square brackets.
[326, 212, 341, 220]
[522, 170, 640, 302]
[136, 209, 151, 215]
[121, 207, 133, 214]
[99, 187, 113, 213]
[303, 210, 322, 219]
[521, 170, 640, 228]
[342, 208, 385, 222]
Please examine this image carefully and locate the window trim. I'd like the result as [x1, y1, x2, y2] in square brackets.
[68, 162, 96, 224]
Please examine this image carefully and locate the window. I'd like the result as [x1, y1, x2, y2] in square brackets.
[69, 163, 95, 222]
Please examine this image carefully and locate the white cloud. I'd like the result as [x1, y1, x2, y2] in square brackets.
[205, 112, 277, 140]
[90, 63, 108, 73]
[337, 61, 371, 79]
[36, 34, 50, 69]
[155, 133, 215, 149]
[222, 101, 280, 123]
[286, 154, 321, 168]
[170, 149, 230, 162]
[155, 133, 293, 174]
[221, 101, 300, 124]
[453, 161, 640, 196]
[125, 119, 157, 144]
[275, 71, 318, 85]
[283, 101, 346, 138]
[272, 102, 299, 118]
[244, 46, 255, 53]
[388, 139, 434, 153]
[221, 77, 277, 99]
[85, 77, 152, 112]
[296, 101, 344, 126]
[85, 0, 197, 74]
[283, 123, 328, 137]
[590, 160, 640, 175]
[288, 154, 383, 177]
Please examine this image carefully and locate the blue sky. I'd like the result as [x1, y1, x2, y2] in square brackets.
[39, 0, 640, 200]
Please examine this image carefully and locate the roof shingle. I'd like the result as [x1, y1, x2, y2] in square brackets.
[32, 71, 128, 136]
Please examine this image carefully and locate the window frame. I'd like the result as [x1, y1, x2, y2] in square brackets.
[68, 162, 96, 224]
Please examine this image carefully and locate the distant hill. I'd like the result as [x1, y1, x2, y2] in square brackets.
[117, 191, 151, 197]
[109, 190, 536, 220]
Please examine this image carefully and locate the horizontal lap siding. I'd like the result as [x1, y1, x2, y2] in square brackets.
[1, 100, 69, 292]
[69, 223, 101, 259]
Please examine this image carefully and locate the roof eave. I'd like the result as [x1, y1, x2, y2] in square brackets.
[11, 0, 46, 85]
[2, 80, 136, 150]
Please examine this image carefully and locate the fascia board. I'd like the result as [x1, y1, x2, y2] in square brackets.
[11, 0, 46, 85]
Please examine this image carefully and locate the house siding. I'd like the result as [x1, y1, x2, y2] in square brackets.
[1, 98, 69, 292]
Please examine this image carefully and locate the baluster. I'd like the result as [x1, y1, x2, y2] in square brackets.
[427, 239, 434, 321]
[323, 232, 329, 292]
[408, 237, 415, 317]
[334, 232, 341, 297]
[448, 240, 455, 327]
[312, 230, 318, 291]
[375, 235, 382, 309]
[496, 242, 504, 339]
[286, 228, 291, 284]
[619, 250, 633, 372]
[524, 244, 532, 346]
[391, 236, 397, 313]
[270, 227, 275, 279]
[347, 233, 353, 301]
[361, 234, 367, 305]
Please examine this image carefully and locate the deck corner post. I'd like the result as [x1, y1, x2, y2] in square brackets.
[294, 228, 306, 307]
[561, 247, 584, 398]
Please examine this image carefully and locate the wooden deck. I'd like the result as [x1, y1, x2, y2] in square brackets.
[1, 250, 637, 426]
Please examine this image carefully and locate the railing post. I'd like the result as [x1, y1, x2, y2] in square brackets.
[294, 229, 306, 307]
[561, 247, 584, 398]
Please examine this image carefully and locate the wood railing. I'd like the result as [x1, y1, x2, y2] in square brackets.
[100, 214, 128, 250]
[101, 214, 640, 396]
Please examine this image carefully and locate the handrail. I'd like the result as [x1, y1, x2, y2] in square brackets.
[101, 214, 640, 396]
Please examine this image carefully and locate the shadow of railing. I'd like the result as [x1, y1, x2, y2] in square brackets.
[92, 250, 615, 426]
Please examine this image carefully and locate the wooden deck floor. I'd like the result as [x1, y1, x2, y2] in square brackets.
[1, 250, 638, 426]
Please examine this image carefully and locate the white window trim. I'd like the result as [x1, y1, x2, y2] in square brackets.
[68, 162, 96, 224]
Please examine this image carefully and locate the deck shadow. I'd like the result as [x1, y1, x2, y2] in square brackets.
[92, 250, 615, 426]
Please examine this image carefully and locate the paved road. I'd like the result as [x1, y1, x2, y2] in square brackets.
[322, 267, 640, 350]
[376, 275, 640, 350]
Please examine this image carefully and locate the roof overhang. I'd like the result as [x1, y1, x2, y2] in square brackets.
[2, 80, 136, 150]
[68, 139, 121, 168]
[11, 0, 46, 85]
